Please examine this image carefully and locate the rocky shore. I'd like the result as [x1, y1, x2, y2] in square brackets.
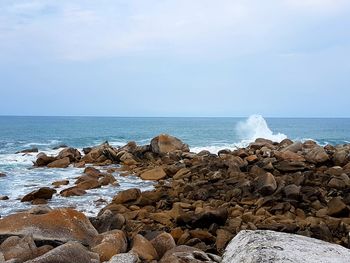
[1, 134, 350, 262]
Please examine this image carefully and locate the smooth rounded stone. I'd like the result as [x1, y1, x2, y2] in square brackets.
[52, 180, 69, 188]
[150, 134, 190, 154]
[47, 157, 70, 168]
[131, 234, 158, 261]
[222, 230, 350, 263]
[90, 209, 125, 233]
[112, 188, 141, 204]
[60, 186, 86, 197]
[304, 146, 329, 164]
[57, 147, 81, 162]
[140, 167, 167, 181]
[27, 205, 52, 215]
[24, 242, 100, 263]
[0, 195, 9, 200]
[0, 235, 37, 262]
[106, 251, 139, 263]
[35, 153, 56, 167]
[160, 245, 219, 263]
[91, 230, 128, 262]
[150, 232, 176, 258]
[281, 141, 303, 153]
[0, 172, 6, 177]
[0, 208, 98, 246]
[21, 187, 57, 202]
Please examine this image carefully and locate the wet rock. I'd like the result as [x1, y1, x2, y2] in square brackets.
[25, 242, 100, 263]
[140, 167, 167, 181]
[35, 153, 56, 167]
[112, 188, 141, 204]
[150, 134, 189, 154]
[281, 141, 303, 153]
[327, 197, 349, 217]
[0, 172, 6, 177]
[47, 157, 70, 168]
[131, 234, 158, 261]
[57, 147, 81, 162]
[150, 232, 176, 258]
[222, 230, 350, 263]
[21, 187, 56, 202]
[0, 195, 9, 200]
[27, 205, 52, 215]
[0, 208, 98, 246]
[60, 186, 86, 197]
[91, 230, 127, 261]
[16, 148, 39, 154]
[52, 180, 69, 188]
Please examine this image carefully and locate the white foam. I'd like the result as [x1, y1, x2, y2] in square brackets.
[236, 115, 287, 143]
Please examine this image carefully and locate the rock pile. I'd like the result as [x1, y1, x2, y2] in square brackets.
[1, 134, 350, 262]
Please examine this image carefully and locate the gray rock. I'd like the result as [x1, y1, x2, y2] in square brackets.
[222, 230, 350, 263]
[106, 252, 139, 263]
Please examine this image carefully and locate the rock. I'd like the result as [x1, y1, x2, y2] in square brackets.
[281, 141, 303, 153]
[0, 208, 98, 246]
[91, 230, 127, 261]
[0, 195, 9, 200]
[57, 147, 81, 162]
[255, 173, 277, 196]
[35, 153, 56, 167]
[27, 205, 52, 215]
[150, 134, 189, 154]
[131, 234, 158, 261]
[140, 167, 167, 180]
[222, 230, 350, 263]
[160, 245, 217, 263]
[52, 180, 69, 188]
[274, 150, 305, 162]
[21, 187, 56, 202]
[16, 148, 39, 154]
[327, 197, 349, 217]
[283, 184, 301, 199]
[90, 209, 125, 233]
[216, 229, 233, 252]
[305, 146, 329, 164]
[84, 167, 102, 177]
[24, 242, 100, 263]
[274, 160, 306, 172]
[176, 207, 228, 228]
[47, 157, 70, 168]
[333, 150, 349, 166]
[52, 144, 68, 150]
[0, 235, 37, 262]
[106, 252, 139, 263]
[112, 188, 141, 204]
[0, 172, 6, 177]
[150, 232, 176, 258]
[60, 187, 86, 197]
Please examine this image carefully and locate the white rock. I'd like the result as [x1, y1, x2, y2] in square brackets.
[107, 252, 139, 263]
[222, 230, 350, 263]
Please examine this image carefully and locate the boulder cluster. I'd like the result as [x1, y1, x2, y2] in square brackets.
[1, 134, 350, 262]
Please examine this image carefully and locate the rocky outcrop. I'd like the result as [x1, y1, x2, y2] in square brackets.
[222, 230, 350, 263]
[150, 134, 190, 154]
[0, 208, 98, 246]
[21, 187, 56, 203]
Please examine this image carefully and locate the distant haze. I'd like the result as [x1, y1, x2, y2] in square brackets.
[0, 0, 349, 117]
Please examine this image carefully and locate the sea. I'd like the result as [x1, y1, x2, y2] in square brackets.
[1, 115, 350, 217]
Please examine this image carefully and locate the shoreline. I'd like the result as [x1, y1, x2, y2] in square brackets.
[1, 134, 350, 262]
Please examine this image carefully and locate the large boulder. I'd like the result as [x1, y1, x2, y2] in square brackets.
[0, 235, 38, 262]
[21, 187, 57, 202]
[112, 188, 141, 204]
[304, 146, 329, 164]
[0, 208, 98, 246]
[25, 242, 100, 263]
[140, 167, 167, 180]
[150, 134, 189, 154]
[222, 230, 350, 263]
[57, 147, 81, 162]
[47, 157, 70, 168]
[35, 153, 56, 167]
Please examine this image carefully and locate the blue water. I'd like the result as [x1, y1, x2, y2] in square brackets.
[0, 116, 350, 216]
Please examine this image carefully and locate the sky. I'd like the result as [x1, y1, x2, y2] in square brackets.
[0, 0, 349, 117]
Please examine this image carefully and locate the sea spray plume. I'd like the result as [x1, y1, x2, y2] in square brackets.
[236, 115, 287, 144]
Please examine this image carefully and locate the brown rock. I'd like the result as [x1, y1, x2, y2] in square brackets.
[0, 208, 98, 246]
[60, 187, 86, 197]
[57, 147, 81, 162]
[90, 210, 125, 233]
[16, 147, 39, 154]
[131, 234, 159, 260]
[0, 172, 6, 177]
[21, 187, 56, 202]
[0, 235, 37, 262]
[256, 173, 277, 196]
[112, 188, 141, 204]
[91, 230, 127, 261]
[160, 245, 215, 263]
[246, 155, 258, 163]
[35, 153, 56, 166]
[327, 197, 349, 217]
[305, 146, 329, 164]
[0, 195, 9, 200]
[150, 134, 189, 154]
[140, 167, 167, 180]
[25, 241, 100, 263]
[216, 229, 233, 252]
[47, 157, 70, 168]
[283, 184, 301, 199]
[150, 232, 176, 258]
[52, 180, 69, 188]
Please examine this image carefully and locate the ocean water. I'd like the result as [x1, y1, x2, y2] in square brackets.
[0, 115, 350, 217]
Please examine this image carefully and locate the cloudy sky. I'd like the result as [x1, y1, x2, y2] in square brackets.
[0, 0, 349, 117]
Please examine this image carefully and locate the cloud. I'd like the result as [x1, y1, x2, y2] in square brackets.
[0, 0, 349, 61]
